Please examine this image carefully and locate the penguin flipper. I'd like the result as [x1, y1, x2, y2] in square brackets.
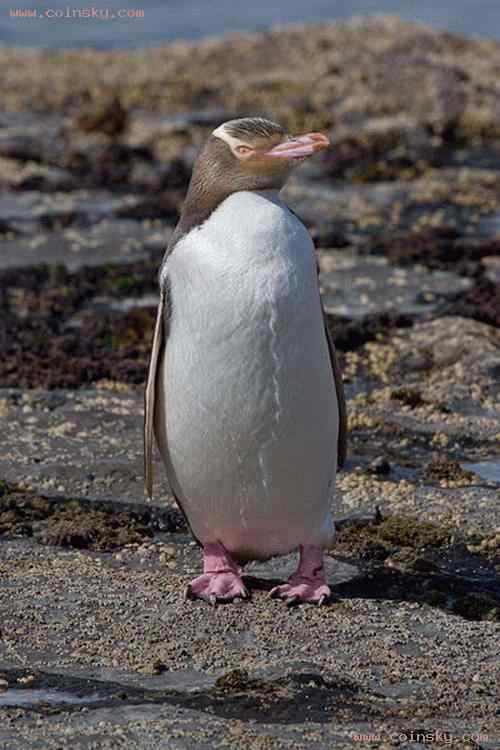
[322, 306, 348, 469]
[144, 291, 165, 500]
[315, 256, 347, 468]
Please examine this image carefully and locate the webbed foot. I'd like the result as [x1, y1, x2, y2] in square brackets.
[186, 572, 248, 604]
[269, 545, 331, 606]
[185, 542, 248, 604]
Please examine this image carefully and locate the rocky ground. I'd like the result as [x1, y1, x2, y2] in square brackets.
[0, 17, 499, 749]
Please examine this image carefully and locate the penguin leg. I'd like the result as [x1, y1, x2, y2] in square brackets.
[185, 542, 249, 604]
[269, 545, 331, 606]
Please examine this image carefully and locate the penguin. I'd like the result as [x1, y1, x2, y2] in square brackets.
[144, 117, 347, 605]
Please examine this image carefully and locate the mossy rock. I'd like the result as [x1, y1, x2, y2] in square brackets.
[373, 516, 452, 548]
[216, 669, 251, 692]
[390, 387, 424, 408]
[0, 492, 151, 551]
[335, 514, 453, 561]
[452, 594, 500, 622]
[424, 455, 475, 482]
[37, 503, 151, 550]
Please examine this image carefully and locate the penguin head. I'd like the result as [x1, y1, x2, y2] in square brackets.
[198, 117, 330, 193]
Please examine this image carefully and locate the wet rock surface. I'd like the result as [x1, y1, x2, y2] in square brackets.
[0, 17, 499, 749]
[0, 322, 499, 748]
[0, 218, 169, 271]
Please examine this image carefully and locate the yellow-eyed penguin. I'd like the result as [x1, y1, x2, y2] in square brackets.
[145, 117, 347, 605]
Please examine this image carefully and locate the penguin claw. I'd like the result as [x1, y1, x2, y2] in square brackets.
[268, 580, 331, 605]
[184, 572, 247, 604]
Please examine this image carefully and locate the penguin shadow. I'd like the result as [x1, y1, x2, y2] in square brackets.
[242, 550, 499, 622]
[325, 554, 498, 622]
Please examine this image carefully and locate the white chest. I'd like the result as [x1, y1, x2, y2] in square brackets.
[161, 190, 315, 304]
[164, 191, 322, 381]
[163, 189, 325, 392]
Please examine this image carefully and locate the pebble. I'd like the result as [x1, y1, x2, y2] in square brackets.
[17, 674, 35, 685]
[368, 457, 392, 476]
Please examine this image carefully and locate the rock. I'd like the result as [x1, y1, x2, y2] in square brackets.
[318, 249, 471, 320]
[446, 277, 500, 329]
[424, 455, 474, 483]
[309, 221, 350, 249]
[368, 457, 391, 476]
[0, 130, 43, 162]
[16, 674, 35, 686]
[0, 190, 176, 235]
[481, 255, 500, 284]
[16, 165, 79, 192]
[75, 90, 128, 137]
[0, 218, 170, 270]
[137, 658, 168, 676]
[215, 668, 250, 691]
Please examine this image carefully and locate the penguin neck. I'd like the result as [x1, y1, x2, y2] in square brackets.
[173, 181, 231, 244]
[170, 184, 283, 251]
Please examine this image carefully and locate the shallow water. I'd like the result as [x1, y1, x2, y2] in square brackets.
[462, 461, 500, 484]
[1, 0, 499, 48]
[479, 214, 500, 237]
[0, 688, 101, 707]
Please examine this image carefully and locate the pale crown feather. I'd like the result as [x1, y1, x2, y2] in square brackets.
[212, 117, 284, 149]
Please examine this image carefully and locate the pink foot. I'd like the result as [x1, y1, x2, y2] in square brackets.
[270, 545, 331, 606]
[185, 542, 248, 605]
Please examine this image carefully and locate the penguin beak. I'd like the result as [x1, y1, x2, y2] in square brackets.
[263, 132, 330, 160]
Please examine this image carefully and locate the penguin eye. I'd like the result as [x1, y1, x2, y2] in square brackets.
[235, 145, 253, 157]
